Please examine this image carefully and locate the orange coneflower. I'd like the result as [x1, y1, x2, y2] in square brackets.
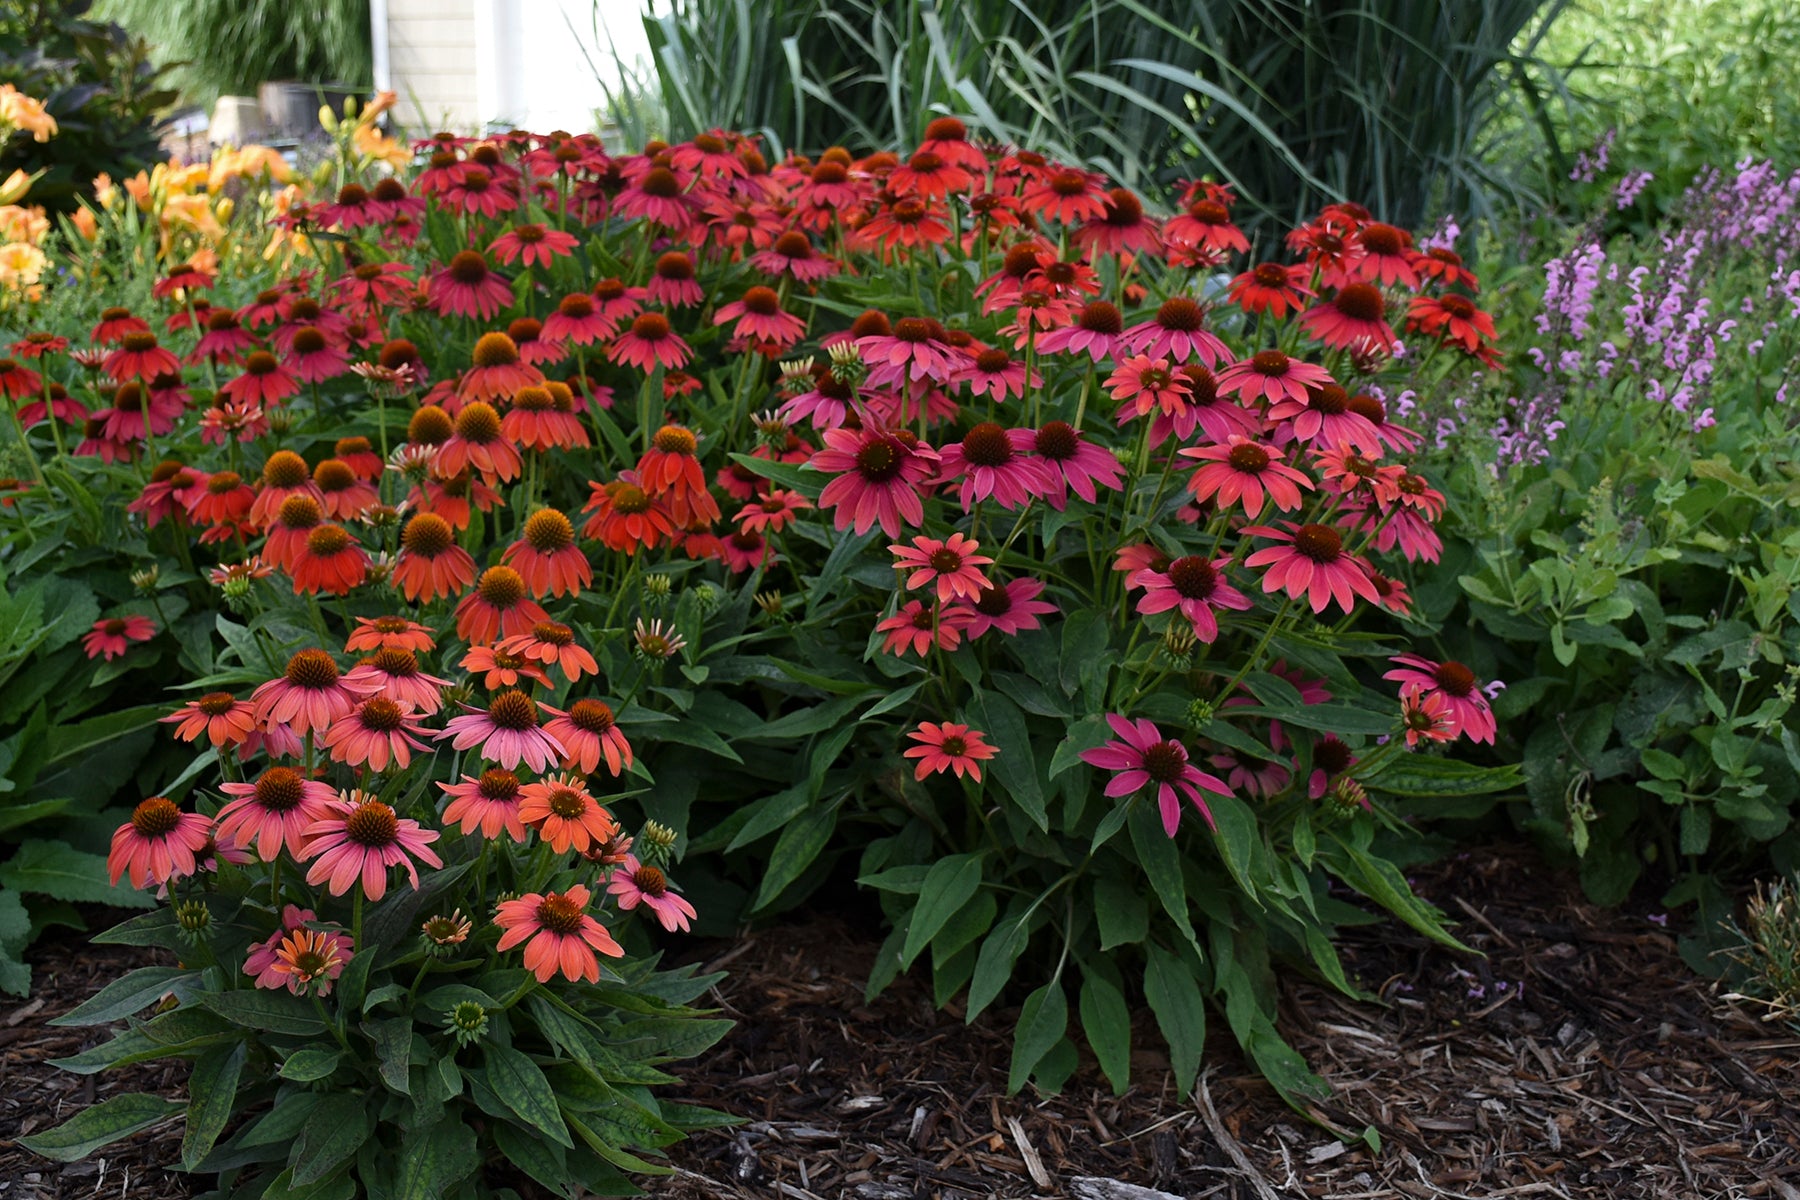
[636, 425, 721, 526]
[160, 692, 257, 751]
[493, 884, 622, 984]
[540, 698, 632, 777]
[439, 768, 528, 841]
[433, 401, 522, 483]
[498, 621, 597, 685]
[392, 513, 477, 604]
[581, 471, 676, 554]
[501, 385, 586, 451]
[502, 509, 591, 598]
[312, 457, 380, 519]
[108, 797, 211, 889]
[289, 523, 369, 596]
[518, 774, 618, 855]
[453, 565, 549, 645]
[458, 332, 543, 405]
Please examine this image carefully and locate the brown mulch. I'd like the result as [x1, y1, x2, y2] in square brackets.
[1, 844, 1797, 1199]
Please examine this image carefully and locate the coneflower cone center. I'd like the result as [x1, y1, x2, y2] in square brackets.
[345, 802, 399, 846]
[472, 333, 519, 367]
[532, 621, 574, 646]
[652, 425, 698, 455]
[1252, 263, 1290, 287]
[359, 698, 405, 732]
[774, 231, 811, 257]
[1316, 739, 1353, 774]
[369, 648, 419, 678]
[448, 252, 489, 284]
[131, 797, 182, 836]
[403, 514, 455, 556]
[1333, 284, 1384, 321]
[537, 894, 585, 933]
[854, 437, 903, 482]
[632, 866, 668, 896]
[307, 526, 351, 556]
[488, 691, 538, 730]
[197, 691, 238, 715]
[928, 548, 965, 573]
[547, 789, 587, 819]
[1034, 421, 1078, 461]
[455, 403, 501, 442]
[1168, 556, 1219, 599]
[409, 406, 452, 442]
[292, 328, 327, 355]
[741, 287, 781, 316]
[1226, 443, 1270, 473]
[631, 313, 670, 340]
[640, 168, 680, 198]
[286, 649, 340, 687]
[1433, 662, 1477, 696]
[477, 567, 526, 607]
[1311, 385, 1349, 414]
[1156, 298, 1202, 332]
[655, 253, 693, 281]
[569, 699, 615, 732]
[1140, 741, 1187, 783]
[1189, 199, 1229, 224]
[1251, 350, 1291, 376]
[515, 224, 545, 244]
[314, 459, 355, 492]
[961, 423, 1013, 467]
[1441, 294, 1476, 319]
[1292, 524, 1344, 563]
[479, 769, 521, 800]
[610, 483, 651, 513]
[122, 332, 158, 353]
[939, 734, 967, 757]
[1347, 393, 1386, 424]
[1361, 223, 1404, 256]
[524, 509, 574, 552]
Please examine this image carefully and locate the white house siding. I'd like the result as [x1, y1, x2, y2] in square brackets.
[381, 0, 481, 132]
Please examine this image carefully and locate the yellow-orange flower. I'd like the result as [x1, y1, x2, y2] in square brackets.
[0, 85, 57, 143]
[0, 204, 48, 245]
[0, 169, 34, 207]
[0, 241, 47, 288]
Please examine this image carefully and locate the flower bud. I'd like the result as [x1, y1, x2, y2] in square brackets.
[130, 565, 161, 594]
[449, 999, 489, 1047]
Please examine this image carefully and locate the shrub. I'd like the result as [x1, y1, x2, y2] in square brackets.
[6, 117, 1509, 1160]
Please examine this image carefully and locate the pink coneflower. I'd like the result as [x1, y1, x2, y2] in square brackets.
[959, 347, 1036, 402]
[1269, 383, 1384, 456]
[812, 426, 939, 537]
[608, 312, 692, 372]
[499, 621, 597, 685]
[429, 252, 513, 321]
[590, 277, 646, 326]
[1227, 262, 1314, 318]
[718, 530, 772, 572]
[1400, 690, 1458, 747]
[301, 792, 442, 902]
[83, 615, 156, 661]
[1133, 555, 1252, 643]
[736, 489, 812, 534]
[714, 286, 806, 349]
[436, 689, 566, 772]
[1030, 421, 1127, 509]
[1314, 444, 1403, 504]
[495, 885, 623, 983]
[541, 698, 633, 777]
[876, 600, 972, 657]
[859, 317, 958, 388]
[1243, 522, 1379, 614]
[250, 649, 358, 737]
[608, 856, 698, 932]
[750, 229, 837, 281]
[1106, 355, 1190, 423]
[1299, 284, 1397, 352]
[458, 332, 543, 406]
[519, 773, 618, 855]
[1019, 166, 1110, 223]
[503, 509, 592, 599]
[1304, 737, 1359, 800]
[953, 577, 1057, 638]
[284, 327, 350, 383]
[1384, 654, 1497, 744]
[891, 533, 994, 603]
[216, 767, 337, 861]
[161, 692, 257, 751]
[219, 351, 300, 407]
[1216, 350, 1335, 406]
[346, 615, 436, 655]
[1080, 715, 1231, 835]
[648, 251, 704, 307]
[1179, 436, 1313, 518]
[904, 721, 998, 782]
[320, 696, 429, 770]
[936, 423, 1057, 511]
[103, 332, 181, 384]
[1209, 748, 1292, 800]
[439, 768, 527, 841]
[330, 261, 415, 316]
[1122, 297, 1228, 366]
[1077, 188, 1161, 257]
[342, 646, 449, 715]
[391, 513, 477, 604]
[1034, 300, 1126, 362]
[489, 222, 578, 268]
[107, 797, 212, 888]
[268, 927, 354, 997]
[615, 165, 694, 228]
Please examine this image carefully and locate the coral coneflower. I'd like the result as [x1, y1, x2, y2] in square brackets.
[387, 513, 473, 604]
[321, 696, 428, 771]
[330, 261, 414, 316]
[346, 615, 437, 655]
[1384, 654, 1497, 744]
[904, 721, 998, 782]
[735, 488, 812, 534]
[108, 797, 212, 889]
[1081, 715, 1230, 835]
[1132, 555, 1252, 643]
[434, 400, 522, 483]
[1243, 522, 1379, 614]
[459, 332, 543, 405]
[615, 166, 694, 228]
[489, 221, 578, 268]
[219, 350, 300, 407]
[750, 229, 837, 281]
[1122, 297, 1229, 366]
[608, 311, 692, 372]
[891, 532, 994, 603]
[715, 285, 806, 349]
[608, 856, 698, 932]
[83, 615, 156, 661]
[289, 524, 368, 596]
[540, 292, 615, 347]
[301, 792, 442, 902]
[454, 565, 549, 645]
[1019, 166, 1109, 223]
[648, 251, 704, 307]
[1216, 350, 1335, 406]
[876, 600, 972, 657]
[541, 698, 633, 777]
[161, 691, 257, 750]
[857, 197, 952, 254]
[494, 884, 622, 983]
[460, 644, 553, 690]
[437, 689, 565, 771]
[439, 768, 527, 841]
[1269, 382, 1384, 456]
[1299, 283, 1397, 352]
[637, 425, 721, 526]
[251, 648, 357, 737]
[502, 384, 586, 451]
[812, 426, 938, 537]
[1106, 355, 1191, 423]
[429, 251, 512, 321]
[503, 508, 592, 598]
[343, 646, 450, 714]
[103, 331, 181, 384]
[498, 621, 597, 685]
[1406, 293, 1497, 354]
[936, 422, 1056, 511]
[311, 458, 379, 520]
[1179, 436, 1313, 518]
[1077, 188, 1161, 257]
[1164, 196, 1249, 258]
[953, 577, 1057, 638]
[268, 927, 354, 997]
[1031, 420, 1127, 509]
[520, 772, 620, 855]
[216, 767, 338, 860]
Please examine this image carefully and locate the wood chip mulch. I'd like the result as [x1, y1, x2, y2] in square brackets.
[1, 844, 1797, 1199]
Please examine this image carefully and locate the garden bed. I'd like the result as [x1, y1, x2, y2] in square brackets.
[4, 843, 1794, 1199]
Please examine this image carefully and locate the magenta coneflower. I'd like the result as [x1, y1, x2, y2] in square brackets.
[1243, 522, 1379, 614]
[1076, 188, 1161, 257]
[1216, 350, 1335, 406]
[436, 689, 566, 772]
[216, 767, 337, 861]
[1122, 297, 1229, 366]
[953, 577, 1056, 638]
[1179, 436, 1313, 518]
[541, 698, 633, 777]
[301, 791, 442, 901]
[284, 327, 350, 384]
[250, 648, 358, 737]
[891, 533, 994, 603]
[608, 312, 692, 372]
[904, 721, 997, 781]
[1299, 284, 1397, 352]
[1080, 715, 1231, 835]
[1268, 383, 1384, 456]
[490, 222, 578, 268]
[108, 797, 212, 888]
[1132, 556, 1251, 643]
[876, 600, 971, 657]
[1034, 299, 1126, 363]
[1209, 748, 1292, 800]
[1384, 654, 1497, 744]
[959, 346, 1036, 402]
[648, 251, 704, 307]
[859, 317, 958, 388]
[219, 351, 300, 407]
[519, 773, 619, 855]
[615, 165, 694, 228]
[936, 423, 1056, 511]
[495, 885, 623, 983]
[428, 251, 513, 321]
[1029, 421, 1126, 509]
[813, 426, 939, 537]
[716, 285, 807, 348]
[439, 768, 527, 841]
[608, 856, 698, 932]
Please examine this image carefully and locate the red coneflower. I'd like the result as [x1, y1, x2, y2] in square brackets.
[1019, 166, 1110, 224]
[127, 462, 201, 528]
[1384, 654, 1497, 744]
[317, 181, 380, 230]
[1076, 188, 1161, 257]
[284, 327, 350, 383]
[857, 197, 952, 255]
[590, 277, 646, 325]
[749, 229, 837, 281]
[11, 331, 68, 359]
[540, 292, 615, 348]
[108, 797, 211, 889]
[289, 524, 368, 596]
[735, 488, 811, 534]
[82, 615, 156, 661]
[637, 425, 721, 526]
[493, 884, 622, 983]
[91, 306, 150, 346]
[648, 251, 704, 308]
[904, 721, 997, 782]
[888, 149, 975, 199]
[1405, 293, 1497, 354]
[343, 646, 450, 714]
[1164, 194, 1249, 259]
[1243, 522, 1379, 614]
[389, 513, 475, 603]
[715, 285, 806, 349]
[0, 357, 42, 401]
[1299, 284, 1397, 352]
[434, 401, 522, 483]
[1350, 223, 1419, 288]
[429, 251, 513, 320]
[581, 471, 678, 554]
[1226, 262, 1315, 319]
[519, 773, 619, 855]
[1132, 555, 1252, 643]
[1414, 246, 1480, 290]
[103, 332, 181, 384]
[503, 508, 592, 598]
[1122, 297, 1229, 366]
[437, 688, 565, 772]
[300, 792, 442, 902]
[219, 350, 301, 407]
[320, 696, 429, 771]
[439, 768, 528, 841]
[812, 426, 939, 537]
[310, 458, 378, 519]
[458, 332, 543, 405]
[1268, 383, 1384, 456]
[1081, 714, 1230, 835]
[454, 565, 550, 644]
[935, 422, 1056, 511]
[186, 469, 255, 530]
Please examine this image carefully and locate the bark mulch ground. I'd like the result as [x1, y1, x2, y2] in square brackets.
[1, 842, 1796, 1199]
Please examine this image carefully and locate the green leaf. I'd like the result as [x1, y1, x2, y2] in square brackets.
[1049, 715, 1110, 779]
[280, 1048, 344, 1083]
[486, 1044, 573, 1148]
[0, 839, 156, 908]
[53, 965, 194, 1026]
[1208, 793, 1261, 902]
[203, 990, 326, 1036]
[182, 1040, 246, 1170]
[727, 451, 822, 497]
[1093, 874, 1148, 951]
[966, 900, 1034, 1021]
[291, 1096, 373, 1186]
[19, 1093, 183, 1161]
[1129, 806, 1194, 942]
[901, 854, 984, 968]
[493, 1120, 570, 1193]
[395, 1117, 482, 1200]
[1006, 980, 1067, 1095]
[1143, 944, 1206, 1100]
[365, 1016, 413, 1095]
[1079, 972, 1131, 1094]
[752, 802, 837, 911]
[975, 689, 1047, 830]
